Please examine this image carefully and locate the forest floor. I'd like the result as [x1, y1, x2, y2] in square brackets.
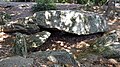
[0, 2, 120, 67]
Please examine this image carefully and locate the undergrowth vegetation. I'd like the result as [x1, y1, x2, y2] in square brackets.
[32, 0, 56, 12]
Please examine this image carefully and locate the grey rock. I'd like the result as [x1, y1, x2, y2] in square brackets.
[56, 3, 82, 10]
[93, 30, 120, 58]
[13, 31, 51, 56]
[34, 10, 109, 35]
[103, 43, 120, 58]
[26, 31, 51, 47]
[93, 30, 118, 47]
[28, 50, 79, 67]
[10, 17, 39, 31]
[13, 33, 28, 57]
[0, 56, 33, 67]
[79, 54, 107, 67]
[0, 17, 40, 34]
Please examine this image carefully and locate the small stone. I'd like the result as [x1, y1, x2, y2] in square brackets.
[52, 48, 56, 50]
[64, 45, 67, 48]
[60, 42, 64, 46]
[108, 59, 118, 64]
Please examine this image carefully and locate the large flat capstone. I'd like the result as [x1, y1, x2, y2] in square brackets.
[34, 10, 109, 35]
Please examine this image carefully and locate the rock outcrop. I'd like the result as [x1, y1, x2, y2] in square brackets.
[28, 50, 79, 67]
[92, 30, 120, 58]
[13, 31, 51, 56]
[0, 56, 33, 67]
[34, 10, 109, 35]
[0, 50, 79, 67]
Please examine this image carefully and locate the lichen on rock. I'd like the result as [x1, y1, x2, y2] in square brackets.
[34, 10, 109, 35]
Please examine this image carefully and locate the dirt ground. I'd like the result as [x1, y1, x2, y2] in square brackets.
[0, 2, 120, 67]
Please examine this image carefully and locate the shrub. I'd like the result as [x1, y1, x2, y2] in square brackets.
[32, 0, 56, 12]
[32, 3, 56, 12]
[77, 0, 88, 4]
[36, 0, 55, 4]
[0, 12, 11, 25]
[77, 0, 107, 5]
